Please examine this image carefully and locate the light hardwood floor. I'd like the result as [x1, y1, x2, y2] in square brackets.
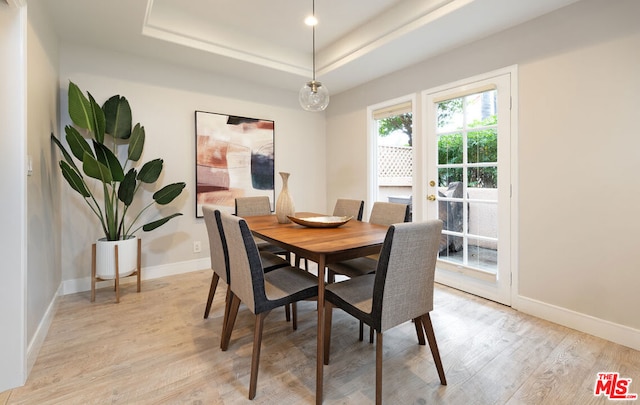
[4, 269, 639, 404]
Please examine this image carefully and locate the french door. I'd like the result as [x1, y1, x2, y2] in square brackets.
[422, 67, 516, 305]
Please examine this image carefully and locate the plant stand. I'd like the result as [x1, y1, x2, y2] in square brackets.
[91, 238, 141, 303]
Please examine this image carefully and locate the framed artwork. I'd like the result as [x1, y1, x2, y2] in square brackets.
[195, 111, 275, 217]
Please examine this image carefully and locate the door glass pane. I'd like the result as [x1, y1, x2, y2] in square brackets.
[468, 200, 498, 239]
[467, 166, 498, 188]
[467, 237, 498, 272]
[439, 235, 463, 264]
[438, 167, 462, 185]
[435, 90, 498, 273]
[467, 166, 498, 189]
[468, 127, 497, 164]
[438, 133, 463, 164]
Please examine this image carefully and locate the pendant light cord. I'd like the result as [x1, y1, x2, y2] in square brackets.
[312, 0, 316, 82]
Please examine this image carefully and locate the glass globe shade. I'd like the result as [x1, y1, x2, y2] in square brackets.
[299, 80, 329, 112]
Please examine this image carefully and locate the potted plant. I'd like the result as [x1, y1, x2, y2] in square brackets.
[52, 81, 186, 279]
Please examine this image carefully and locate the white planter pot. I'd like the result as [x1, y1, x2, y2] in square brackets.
[95, 237, 138, 279]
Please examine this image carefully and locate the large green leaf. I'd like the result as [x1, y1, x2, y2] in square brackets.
[82, 151, 113, 183]
[142, 213, 183, 232]
[87, 93, 106, 143]
[93, 141, 124, 182]
[127, 124, 145, 161]
[65, 125, 93, 162]
[118, 168, 137, 206]
[153, 182, 186, 205]
[103, 95, 132, 140]
[67, 82, 93, 131]
[51, 133, 81, 173]
[137, 159, 163, 183]
[60, 161, 90, 197]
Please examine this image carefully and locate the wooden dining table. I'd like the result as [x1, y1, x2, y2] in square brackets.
[242, 212, 389, 404]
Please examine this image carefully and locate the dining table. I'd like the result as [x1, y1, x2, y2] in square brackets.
[242, 212, 389, 404]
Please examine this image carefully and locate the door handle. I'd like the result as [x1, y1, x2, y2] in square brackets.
[427, 195, 436, 201]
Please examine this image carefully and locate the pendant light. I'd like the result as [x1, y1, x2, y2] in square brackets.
[299, 0, 329, 111]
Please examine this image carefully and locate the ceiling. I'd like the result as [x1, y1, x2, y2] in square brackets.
[39, 0, 580, 95]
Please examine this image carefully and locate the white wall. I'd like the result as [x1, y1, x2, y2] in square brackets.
[58, 44, 327, 287]
[0, 2, 27, 392]
[26, 0, 61, 372]
[516, 2, 640, 331]
[327, 0, 640, 346]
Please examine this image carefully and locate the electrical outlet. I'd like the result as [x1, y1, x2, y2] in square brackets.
[193, 240, 202, 253]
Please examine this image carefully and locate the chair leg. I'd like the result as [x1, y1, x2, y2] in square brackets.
[323, 302, 333, 365]
[222, 289, 231, 338]
[136, 237, 142, 293]
[91, 243, 96, 302]
[249, 311, 269, 400]
[221, 293, 241, 351]
[294, 255, 310, 272]
[413, 316, 426, 345]
[114, 245, 120, 303]
[369, 325, 374, 344]
[376, 331, 383, 405]
[215, 288, 233, 345]
[292, 302, 298, 330]
[359, 320, 364, 341]
[421, 313, 447, 385]
[204, 273, 220, 319]
[285, 304, 291, 322]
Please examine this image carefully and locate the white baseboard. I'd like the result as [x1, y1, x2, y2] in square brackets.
[26, 283, 63, 376]
[62, 258, 210, 295]
[513, 295, 640, 351]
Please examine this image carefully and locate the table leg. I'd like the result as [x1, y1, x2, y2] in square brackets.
[316, 255, 325, 404]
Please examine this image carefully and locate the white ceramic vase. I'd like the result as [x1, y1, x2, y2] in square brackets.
[276, 172, 295, 224]
[95, 236, 138, 279]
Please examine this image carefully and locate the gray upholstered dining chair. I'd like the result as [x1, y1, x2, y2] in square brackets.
[235, 196, 291, 262]
[322, 220, 446, 405]
[333, 198, 365, 220]
[296, 198, 365, 270]
[217, 210, 319, 400]
[327, 201, 410, 341]
[202, 206, 289, 321]
[327, 201, 409, 281]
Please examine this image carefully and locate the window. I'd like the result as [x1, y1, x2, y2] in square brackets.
[369, 99, 414, 218]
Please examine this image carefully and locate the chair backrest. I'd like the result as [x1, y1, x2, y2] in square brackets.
[372, 220, 443, 332]
[235, 196, 272, 217]
[368, 201, 410, 226]
[217, 210, 267, 314]
[333, 199, 364, 221]
[202, 206, 229, 283]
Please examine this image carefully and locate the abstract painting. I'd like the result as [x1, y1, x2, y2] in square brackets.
[195, 111, 275, 217]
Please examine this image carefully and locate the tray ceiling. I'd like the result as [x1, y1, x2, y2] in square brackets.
[40, 0, 580, 94]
